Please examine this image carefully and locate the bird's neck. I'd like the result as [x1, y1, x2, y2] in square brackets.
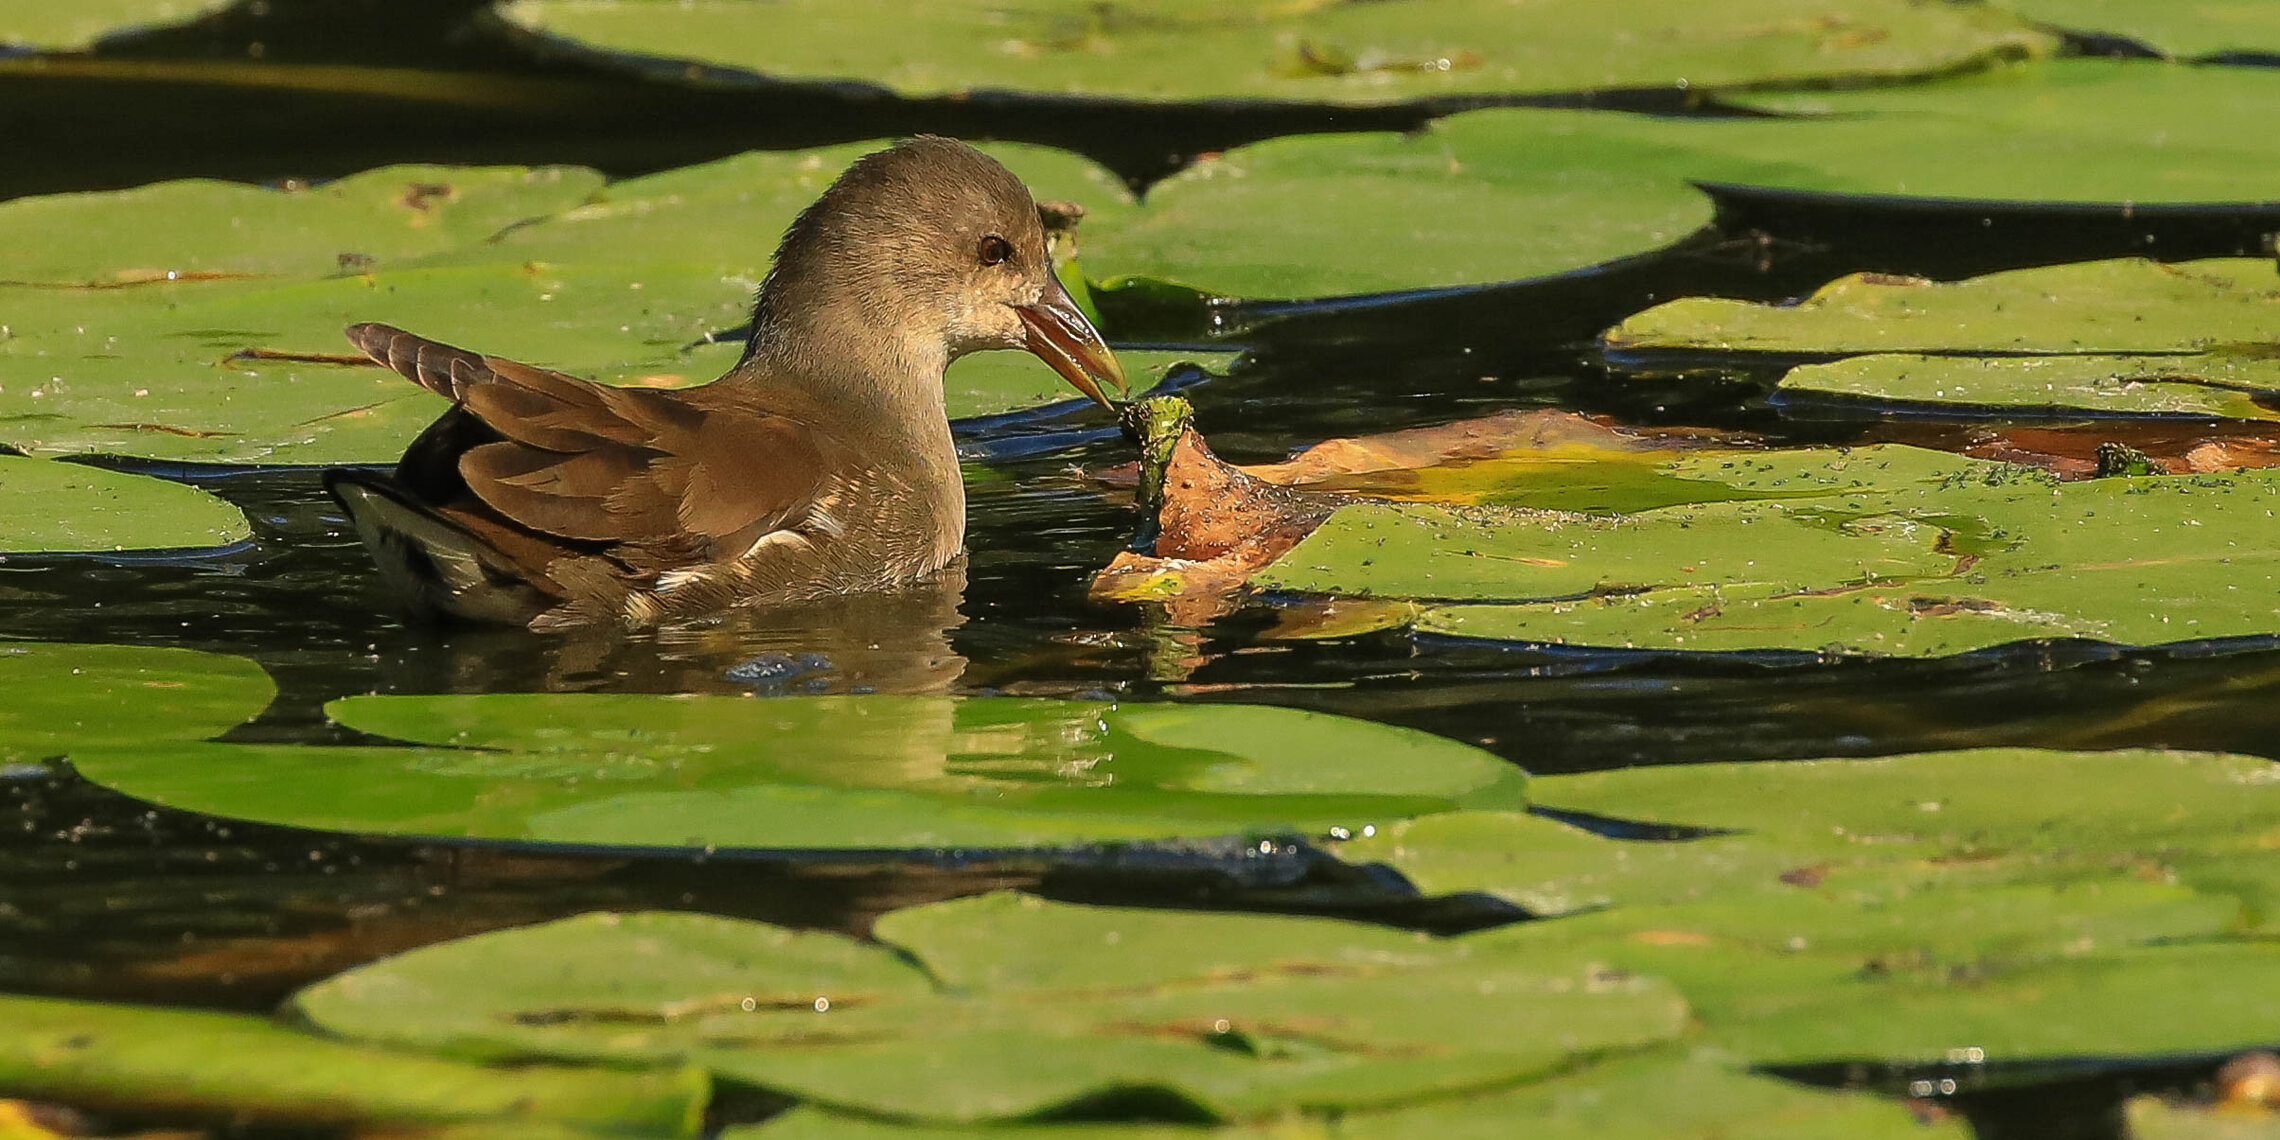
[747, 295, 951, 439]
[738, 295, 967, 552]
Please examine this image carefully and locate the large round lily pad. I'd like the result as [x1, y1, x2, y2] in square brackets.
[498, 0, 2051, 106]
[1533, 746, 2280, 876]
[75, 690, 1527, 850]
[0, 165, 605, 286]
[1082, 111, 1715, 301]
[1776, 353, 2280, 422]
[1255, 444, 1995, 599]
[467, 121, 1716, 304]
[1693, 60, 2280, 203]
[0, 641, 270, 764]
[0, 456, 250, 553]
[1089, 59, 2280, 301]
[1608, 259, 2280, 358]
[1989, 1, 2280, 58]
[1702, 941, 2280, 1066]
[1341, 746, 2276, 1068]
[289, 895, 1687, 1123]
[1609, 258, 2280, 421]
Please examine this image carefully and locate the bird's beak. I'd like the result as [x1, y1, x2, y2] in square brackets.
[1016, 275, 1127, 411]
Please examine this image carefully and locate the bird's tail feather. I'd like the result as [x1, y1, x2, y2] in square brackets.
[324, 470, 549, 627]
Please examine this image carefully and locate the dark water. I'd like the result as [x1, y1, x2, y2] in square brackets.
[9, 4, 2280, 1135]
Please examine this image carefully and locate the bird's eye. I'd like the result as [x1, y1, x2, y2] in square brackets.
[978, 235, 1012, 266]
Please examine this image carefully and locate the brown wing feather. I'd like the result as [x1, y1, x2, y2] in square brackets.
[348, 322, 488, 401]
[347, 322, 833, 557]
[664, 407, 833, 537]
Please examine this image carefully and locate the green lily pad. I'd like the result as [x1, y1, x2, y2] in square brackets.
[1249, 435, 2280, 658]
[0, 456, 249, 552]
[728, 1111, 1243, 1139]
[1688, 60, 2280, 202]
[1477, 909, 2280, 1067]
[1335, 1047, 1964, 1139]
[1342, 748, 2253, 931]
[1354, 814, 2235, 958]
[1252, 444, 1991, 603]
[1607, 259, 2280, 358]
[1737, 55, 2280, 132]
[0, 165, 606, 286]
[1090, 60, 2280, 301]
[497, 0, 2051, 106]
[1082, 111, 1714, 301]
[469, 118, 1714, 303]
[1533, 746, 2280, 863]
[0, 1, 232, 51]
[0, 641, 271, 765]
[1341, 748, 2267, 1068]
[1608, 258, 2280, 426]
[1412, 463, 2280, 656]
[0, 266, 693, 465]
[733, 1048, 1963, 1138]
[1711, 941, 2280, 1067]
[1777, 353, 2280, 422]
[290, 895, 1688, 1123]
[75, 690, 1527, 850]
[1991, 1, 2280, 58]
[0, 992, 706, 1135]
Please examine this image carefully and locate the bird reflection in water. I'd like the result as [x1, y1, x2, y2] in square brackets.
[369, 560, 970, 697]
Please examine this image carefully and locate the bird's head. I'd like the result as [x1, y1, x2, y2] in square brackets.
[753, 136, 1127, 410]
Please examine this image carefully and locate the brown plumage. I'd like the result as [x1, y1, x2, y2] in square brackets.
[326, 137, 1126, 631]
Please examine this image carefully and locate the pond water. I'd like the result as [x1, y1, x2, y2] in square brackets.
[9, 4, 2280, 1138]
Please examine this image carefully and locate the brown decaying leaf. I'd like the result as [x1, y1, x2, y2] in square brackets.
[1092, 408, 1742, 494]
[0, 1099, 196, 1139]
[1090, 398, 2280, 616]
[1246, 408, 1736, 485]
[1091, 407, 1343, 620]
[2218, 1051, 2280, 1111]
[1875, 421, 2280, 479]
[1091, 405, 1740, 614]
